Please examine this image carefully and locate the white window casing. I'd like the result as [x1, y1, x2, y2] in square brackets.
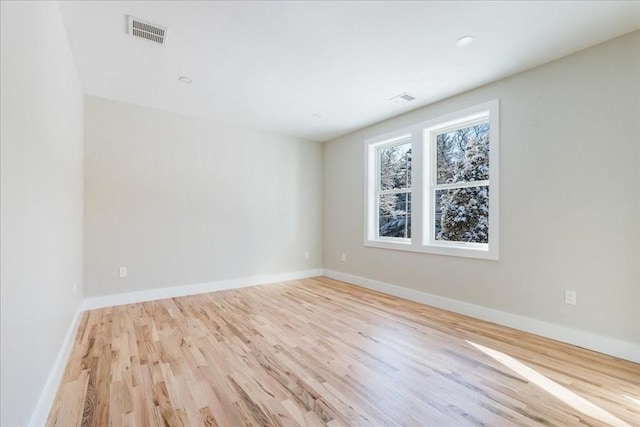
[364, 99, 499, 260]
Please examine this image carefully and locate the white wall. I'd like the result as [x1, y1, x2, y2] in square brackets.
[323, 31, 640, 345]
[0, 2, 84, 426]
[84, 96, 322, 297]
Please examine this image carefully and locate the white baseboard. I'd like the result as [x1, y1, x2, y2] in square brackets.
[81, 268, 324, 311]
[28, 267, 638, 426]
[29, 304, 83, 427]
[323, 269, 640, 364]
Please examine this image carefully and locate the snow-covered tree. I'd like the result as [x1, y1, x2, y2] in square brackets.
[379, 145, 411, 238]
[437, 126, 489, 243]
[380, 145, 411, 190]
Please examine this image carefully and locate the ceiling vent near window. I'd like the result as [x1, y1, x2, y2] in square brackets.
[390, 93, 416, 103]
[127, 15, 167, 45]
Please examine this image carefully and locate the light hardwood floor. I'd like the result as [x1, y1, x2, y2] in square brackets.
[47, 277, 640, 426]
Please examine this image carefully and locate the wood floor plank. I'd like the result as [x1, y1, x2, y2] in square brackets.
[47, 277, 640, 426]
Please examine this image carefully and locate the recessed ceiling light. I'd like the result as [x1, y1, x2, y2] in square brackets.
[178, 76, 192, 84]
[312, 113, 323, 119]
[456, 35, 474, 48]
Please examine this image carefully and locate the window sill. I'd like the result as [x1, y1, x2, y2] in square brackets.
[364, 239, 498, 260]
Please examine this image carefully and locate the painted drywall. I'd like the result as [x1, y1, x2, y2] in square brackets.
[84, 97, 322, 297]
[323, 31, 640, 345]
[0, 2, 84, 426]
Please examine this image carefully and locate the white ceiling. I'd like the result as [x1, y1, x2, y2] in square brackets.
[58, 1, 640, 142]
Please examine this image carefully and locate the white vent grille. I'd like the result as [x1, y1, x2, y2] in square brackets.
[391, 93, 416, 103]
[127, 15, 166, 45]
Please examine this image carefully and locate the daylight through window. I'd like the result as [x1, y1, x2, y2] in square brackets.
[428, 118, 490, 247]
[376, 137, 412, 240]
[365, 100, 499, 260]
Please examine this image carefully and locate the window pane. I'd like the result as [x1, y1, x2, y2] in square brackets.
[379, 192, 411, 238]
[379, 143, 412, 190]
[436, 123, 489, 184]
[435, 186, 488, 243]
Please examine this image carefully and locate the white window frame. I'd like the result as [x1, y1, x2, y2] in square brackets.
[365, 133, 414, 247]
[364, 100, 499, 260]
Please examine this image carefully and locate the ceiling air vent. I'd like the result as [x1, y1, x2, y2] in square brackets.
[127, 15, 167, 45]
[390, 93, 416, 103]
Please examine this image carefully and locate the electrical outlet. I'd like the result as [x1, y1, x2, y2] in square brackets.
[341, 253, 346, 262]
[565, 290, 577, 305]
[119, 267, 127, 278]
[305, 251, 310, 259]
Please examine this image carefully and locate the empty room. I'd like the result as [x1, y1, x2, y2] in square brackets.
[1, 1, 639, 426]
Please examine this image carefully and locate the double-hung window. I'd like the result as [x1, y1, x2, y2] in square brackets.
[372, 135, 412, 241]
[365, 100, 499, 260]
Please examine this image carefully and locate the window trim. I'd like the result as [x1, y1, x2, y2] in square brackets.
[364, 100, 499, 260]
